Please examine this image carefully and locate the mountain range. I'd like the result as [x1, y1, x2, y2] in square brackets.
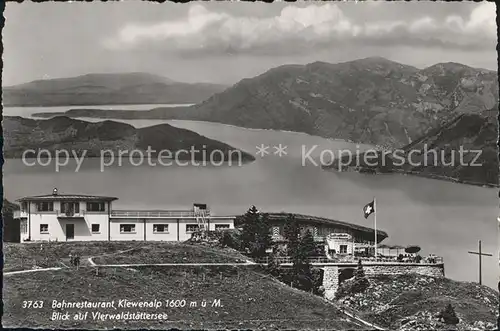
[3, 116, 255, 162]
[24, 57, 500, 185]
[3, 72, 226, 106]
[33, 57, 498, 148]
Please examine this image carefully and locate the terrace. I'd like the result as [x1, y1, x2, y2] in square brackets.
[110, 209, 212, 219]
[254, 255, 444, 265]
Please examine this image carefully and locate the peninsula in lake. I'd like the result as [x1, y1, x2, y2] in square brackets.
[3, 116, 255, 162]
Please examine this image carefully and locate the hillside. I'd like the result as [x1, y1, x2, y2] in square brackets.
[3, 116, 255, 162]
[3, 241, 361, 329]
[3, 241, 249, 272]
[335, 274, 498, 330]
[34, 57, 498, 150]
[324, 112, 498, 186]
[3, 72, 226, 106]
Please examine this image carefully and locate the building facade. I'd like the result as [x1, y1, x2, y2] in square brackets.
[266, 213, 388, 258]
[14, 189, 234, 243]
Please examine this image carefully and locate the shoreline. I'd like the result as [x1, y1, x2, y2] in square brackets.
[3, 102, 196, 108]
[323, 166, 499, 189]
[9, 112, 497, 189]
[29, 112, 369, 146]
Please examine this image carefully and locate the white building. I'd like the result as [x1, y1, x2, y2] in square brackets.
[14, 189, 235, 242]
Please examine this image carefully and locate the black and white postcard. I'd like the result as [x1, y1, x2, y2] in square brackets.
[2, 1, 499, 330]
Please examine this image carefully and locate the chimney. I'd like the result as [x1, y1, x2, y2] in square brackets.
[52, 188, 58, 196]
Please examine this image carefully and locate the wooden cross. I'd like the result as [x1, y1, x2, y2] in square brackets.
[468, 240, 492, 285]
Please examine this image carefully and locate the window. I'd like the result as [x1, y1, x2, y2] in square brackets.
[186, 224, 199, 233]
[215, 224, 230, 231]
[87, 202, 105, 212]
[153, 224, 169, 233]
[21, 202, 28, 212]
[91, 224, 100, 233]
[61, 202, 80, 214]
[40, 224, 49, 233]
[21, 220, 27, 234]
[120, 224, 136, 233]
[339, 245, 348, 254]
[37, 202, 53, 212]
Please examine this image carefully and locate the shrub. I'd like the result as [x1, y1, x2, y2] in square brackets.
[266, 251, 281, 277]
[351, 260, 370, 294]
[219, 229, 242, 250]
[335, 280, 353, 300]
[438, 303, 460, 325]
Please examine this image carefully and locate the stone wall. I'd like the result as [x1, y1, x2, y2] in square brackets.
[322, 263, 445, 300]
[363, 264, 445, 278]
[323, 266, 339, 300]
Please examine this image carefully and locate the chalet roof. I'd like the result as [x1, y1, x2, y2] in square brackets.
[17, 193, 118, 202]
[266, 212, 388, 242]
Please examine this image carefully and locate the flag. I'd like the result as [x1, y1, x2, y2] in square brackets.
[363, 200, 375, 219]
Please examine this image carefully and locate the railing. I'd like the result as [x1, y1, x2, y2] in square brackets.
[111, 210, 211, 218]
[56, 210, 85, 218]
[255, 256, 332, 264]
[271, 234, 325, 242]
[254, 256, 444, 265]
[13, 210, 25, 219]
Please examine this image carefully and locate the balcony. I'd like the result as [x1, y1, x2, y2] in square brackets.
[56, 210, 85, 218]
[13, 210, 28, 219]
[111, 209, 211, 219]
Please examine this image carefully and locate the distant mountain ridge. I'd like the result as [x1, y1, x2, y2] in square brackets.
[3, 116, 255, 162]
[4, 72, 227, 106]
[33, 57, 498, 150]
[171, 57, 497, 149]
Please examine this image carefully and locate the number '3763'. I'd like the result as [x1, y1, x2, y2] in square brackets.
[22, 301, 44, 308]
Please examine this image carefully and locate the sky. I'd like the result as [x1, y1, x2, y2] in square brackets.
[3, 1, 497, 86]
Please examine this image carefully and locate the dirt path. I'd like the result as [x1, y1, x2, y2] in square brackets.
[4, 267, 63, 276]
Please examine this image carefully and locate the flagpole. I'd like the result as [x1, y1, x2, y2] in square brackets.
[374, 196, 377, 261]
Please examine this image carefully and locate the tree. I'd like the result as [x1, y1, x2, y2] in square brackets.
[254, 212, 272, 257]
[351, 259, 370, 293]
[239, 206, 271, 258]
[266, 248, 281, 277]
[291, 230, 318, 291]
[3, 200, 21, 242]
[283, 214, 300, 257]
[301, 230, 316, 258]
[240, 205, 260, 254]
[438, 304, 459, 325]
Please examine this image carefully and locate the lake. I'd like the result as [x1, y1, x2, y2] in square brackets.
[3, 105, 499, 289]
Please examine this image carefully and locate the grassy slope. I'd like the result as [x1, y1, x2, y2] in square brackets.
[92, 242, 249, 265]
[336, 274, 499, 330]
[3, 241, 143, 271]
[3, 248, 360, 329]
[3, 242, 248, 272]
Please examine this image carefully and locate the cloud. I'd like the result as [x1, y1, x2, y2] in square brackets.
[103, 3, 496, 56]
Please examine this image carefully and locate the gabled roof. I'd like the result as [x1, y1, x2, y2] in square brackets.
[265, 212, 388, 242]
[17, 193, 118, 202]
